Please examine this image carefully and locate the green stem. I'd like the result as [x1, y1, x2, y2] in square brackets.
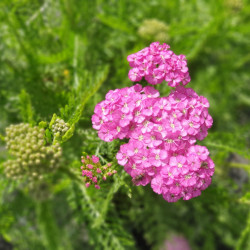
[73, 35, 79, 89]
[0, 134, 5, 142]
[236, 212, 250, 250]
[205, 141, 248, 157]
[36, 200, 61, 250]
[64, 167, 127, 249]
[227, 162, 250, 171]
[26, 0, 49, 26]
[93, 170, 126, 228]
[95, 142, 108, 164]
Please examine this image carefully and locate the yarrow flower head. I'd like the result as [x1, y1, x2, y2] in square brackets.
[92, 42, 214, 202]
[80, 155, 116, 189]
[127, 42, 191, 87]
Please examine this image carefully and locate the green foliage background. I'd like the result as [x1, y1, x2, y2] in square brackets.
[0, 0, 250, 249]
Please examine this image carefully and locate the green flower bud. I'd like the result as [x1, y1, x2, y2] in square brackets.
[35, 159, 40, 165]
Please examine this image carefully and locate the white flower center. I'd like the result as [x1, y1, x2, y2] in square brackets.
[177, 163, 182, 168]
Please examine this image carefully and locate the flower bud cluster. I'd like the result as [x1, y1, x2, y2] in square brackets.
[138, 19, 169, 43]
[4, 123, 62, 183]
[81, 155, 116, 189]
[128, 42, 190, 86]
[92, 42, 214, 202]
[51, 118, 70, 136]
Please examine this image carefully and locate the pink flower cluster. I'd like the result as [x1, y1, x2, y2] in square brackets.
[118, 142, 214, 202]
[92, 84, 159, 142]
[81, 155, 116, 189]
[128, 42, 191, 87]
[91, 42, 214, 202]
[92, 84, 214, 201]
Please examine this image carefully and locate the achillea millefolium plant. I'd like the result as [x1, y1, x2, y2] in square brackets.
[1, 1, 250, 249]
[91, 42, 214, 202]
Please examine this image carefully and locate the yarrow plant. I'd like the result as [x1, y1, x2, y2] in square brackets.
[81, 155, 116, 189]
[91, 42, 214, 202]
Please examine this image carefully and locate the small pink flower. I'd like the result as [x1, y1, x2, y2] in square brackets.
[151, 175, 163, 194]
[128, 68, 142, 82]
[92, 177, 98, 183]
[87, 164, 93, 169]
[92, 155, 99, 163]
[163, 193, 181, 202]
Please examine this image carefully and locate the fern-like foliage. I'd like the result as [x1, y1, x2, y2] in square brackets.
[60, 66, 109, 143]
[19, 89, 34, 124]
[63, 165, 135, 250]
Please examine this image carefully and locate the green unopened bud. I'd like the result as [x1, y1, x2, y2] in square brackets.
[38, 133, 44, 139]
[35, 159, 40, 165]
[32, 145, 39, 151]
[22, 162, 27, 167]
[40, 153, 45, 159]
[30, 154, 35, 159]
[26, 149, 31, 154]
[54, 152, 62, 158]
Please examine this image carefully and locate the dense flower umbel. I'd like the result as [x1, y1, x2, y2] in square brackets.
[4, 123, 62, 184]
[81, 155, 116, 189]
[92, 42, 214, 202]
[51, 118, 70, 136]
[127, 42, 191, 87]
[118, 142, 214, 202]
[92, 84, 212, 144]
[93, 83, 214, 201]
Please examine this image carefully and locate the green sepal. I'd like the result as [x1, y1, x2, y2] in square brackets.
[39, 121, 47, 129]
[45, 129, 53, 144]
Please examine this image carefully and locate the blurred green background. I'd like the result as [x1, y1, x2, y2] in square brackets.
[0, 0, 250, 249]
